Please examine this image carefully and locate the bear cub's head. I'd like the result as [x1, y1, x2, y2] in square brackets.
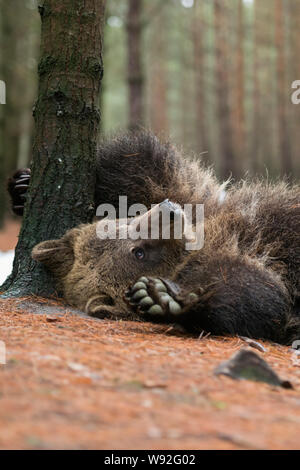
[32, 200, 194, 319]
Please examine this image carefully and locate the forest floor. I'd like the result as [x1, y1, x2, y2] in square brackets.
[0, 220, 300, 450]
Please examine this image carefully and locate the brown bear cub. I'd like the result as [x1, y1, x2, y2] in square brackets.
[9, 131, 300, 344]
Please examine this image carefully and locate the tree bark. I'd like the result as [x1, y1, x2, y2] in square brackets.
[127, 0, 144, 130]
[149, 10, 168, 136]
[192, 0, 210, 164]
[214, 0, 236, 180]
[234, 0, 245, 159]
[251, 0, 261, 174]
[288, 0, 300, 179]
[2, 0, 22, 178]
[275, 0, 292, 176]
[0, 0, 5, 227]
[2, 0, 105, 296]
[192, 2, 211, 164]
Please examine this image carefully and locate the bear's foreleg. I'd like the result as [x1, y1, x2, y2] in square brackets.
[125, 257, 292, 343]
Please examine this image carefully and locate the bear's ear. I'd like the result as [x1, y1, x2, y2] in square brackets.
[32, 233, 75, 278]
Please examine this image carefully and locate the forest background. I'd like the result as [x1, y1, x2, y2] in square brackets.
[0, 0, 299, 226]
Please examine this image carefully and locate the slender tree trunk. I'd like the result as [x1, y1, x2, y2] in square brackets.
[275, 0, 292, 176]
[2, 0, 21, 177]
[0, 0, 5, 227]
[234, 0, 245, 159]
[2, 0, 105, 296]
[214, 0, 236, 180]
[127, 0, 144, 130]
[17, 9, 39, 169]
[288, 0, 300, 179]
[250, 0, 261, 174]
[179, 46, 190, 149]
[0, 97, 4, 227]
[150, 10, 168, 136]
[192, 0, 210, 164]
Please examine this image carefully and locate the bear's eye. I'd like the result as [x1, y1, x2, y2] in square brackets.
[133, 247, 145, 260]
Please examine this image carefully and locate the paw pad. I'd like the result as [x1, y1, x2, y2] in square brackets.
[125, 277, 183, 317]
[132, 289, 148, 301]
[148, 305, 164, 315]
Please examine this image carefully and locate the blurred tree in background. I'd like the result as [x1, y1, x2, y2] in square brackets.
[126, 0, 144, 129]
[0, 0, 4, 227]
[1, 0, 300, 225]
[0, 0, 39, 225]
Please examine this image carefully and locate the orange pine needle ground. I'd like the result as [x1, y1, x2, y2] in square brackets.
[1, 220, 300, 450]
[0, 296, 300, 450]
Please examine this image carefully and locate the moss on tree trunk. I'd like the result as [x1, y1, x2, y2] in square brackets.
[2, 0, 105, 296]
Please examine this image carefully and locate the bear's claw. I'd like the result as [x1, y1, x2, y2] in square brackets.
[14, 174, 31, 194]
[8, 169, 31, 216]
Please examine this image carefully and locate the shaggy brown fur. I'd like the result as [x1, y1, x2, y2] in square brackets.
[140, 182, 299, 344]
[95, 132, 227, 216]
[8, 131, 226, 219]
[30, 131, 300, 344]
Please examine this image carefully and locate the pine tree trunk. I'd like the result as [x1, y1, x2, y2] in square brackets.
[0, 97, 4, 227]
[288, 0, 300, 179]
[251, 0, 261, 174]
[2, 0, 105, 297]
[149, 10, 168, 136]
[2, 0, 22, 178]
[275, 0, 292, 176]
[214, 0, 236, 180]
[192, 0, 210, 164]
[16, 9, 40, 169]
[234, 0, 245, 159]
[127, 0, 144, 130]
[0, 0, 5, 228]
